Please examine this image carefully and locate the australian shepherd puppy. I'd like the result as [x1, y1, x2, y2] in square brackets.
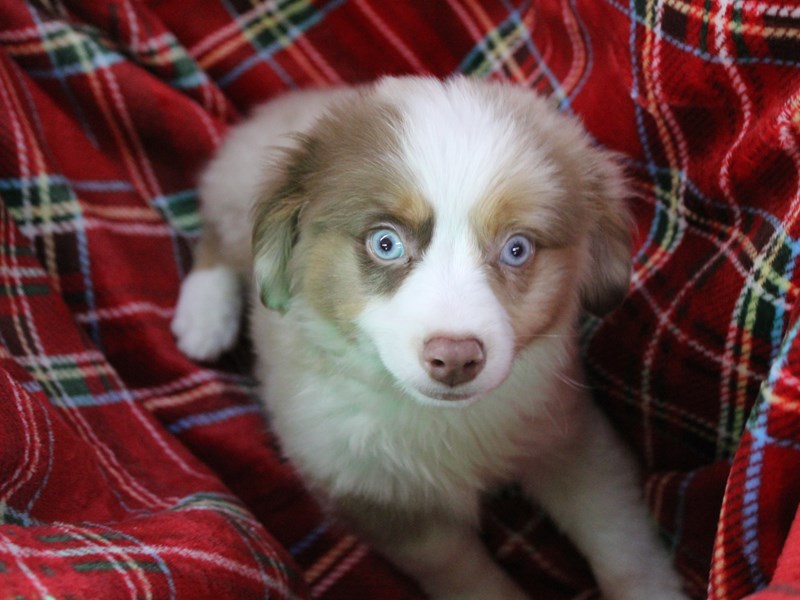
[172, 76, 686, 600]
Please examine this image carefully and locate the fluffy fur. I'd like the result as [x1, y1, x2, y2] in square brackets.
[172, 76, 687, 600]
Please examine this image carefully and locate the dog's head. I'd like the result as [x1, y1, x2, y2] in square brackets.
[252, 76, 631, 406]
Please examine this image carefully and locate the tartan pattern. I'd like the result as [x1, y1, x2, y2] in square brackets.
[1, 0, 800, 598]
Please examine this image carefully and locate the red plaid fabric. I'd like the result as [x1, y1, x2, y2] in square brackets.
[1, 1, 799, 598]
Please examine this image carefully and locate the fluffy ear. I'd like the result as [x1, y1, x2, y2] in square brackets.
[251, 135, 318, 313]
[579, 154, 633, 317]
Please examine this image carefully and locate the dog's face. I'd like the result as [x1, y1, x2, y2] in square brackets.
[253, 77, 631, 406]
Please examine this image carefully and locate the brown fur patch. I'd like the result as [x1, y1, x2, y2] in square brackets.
[297, 230, 367, 329]
[469, 175, 583, 351]
[193, 222, 226, 269]
[252, 92, 436, 326]
[305, 188, 435, 302]
[472, 183, 580, 252]
[464, 81, 632, 340]
[490, 247, 581, 351]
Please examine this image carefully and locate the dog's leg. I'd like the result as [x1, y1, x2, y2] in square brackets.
[339, 500, 528, 600]
[383, 525, 527, 600]
[172, 225, 243, 361]
[522, 391, 687, 600]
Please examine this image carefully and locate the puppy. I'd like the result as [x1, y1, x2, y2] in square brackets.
[172, 76, 687, 600]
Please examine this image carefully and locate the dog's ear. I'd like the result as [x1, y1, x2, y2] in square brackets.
[579, 154, 633, 317]
[252, 135, 318, 313]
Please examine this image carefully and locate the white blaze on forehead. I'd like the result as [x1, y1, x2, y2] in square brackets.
[378, 77, 527, 218]
[409, 227, 495, 332]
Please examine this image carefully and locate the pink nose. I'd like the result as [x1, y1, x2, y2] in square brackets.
[422, 337, 485, 387]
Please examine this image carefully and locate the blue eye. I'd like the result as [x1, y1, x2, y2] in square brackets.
[368, 228, 405, 262]
[500, 235, 534, 267]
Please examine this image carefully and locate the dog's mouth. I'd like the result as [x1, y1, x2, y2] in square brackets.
[404, 383, 491, 408]
[400, 357, 514, 409]
[410, 391, 483, 408]
[434, 391, 474, 401]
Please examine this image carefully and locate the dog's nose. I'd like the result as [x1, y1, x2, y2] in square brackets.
[422, 337, 485, 387]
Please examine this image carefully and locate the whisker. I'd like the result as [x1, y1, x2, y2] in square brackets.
[528, 333, 576, 339]
[555, 372, 593, 390]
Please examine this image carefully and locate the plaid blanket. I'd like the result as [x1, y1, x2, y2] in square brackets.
[2, 1, 799, 598]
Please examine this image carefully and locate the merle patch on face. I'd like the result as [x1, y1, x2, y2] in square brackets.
[283, 99, 437, 323]
[357, 209, 434, 296]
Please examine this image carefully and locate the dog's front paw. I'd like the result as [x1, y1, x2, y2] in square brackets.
[426, 567, 529, 600]
[600, 568, 689, 600]
[433, 578, 529, 600]
[171, 266, 242, 361]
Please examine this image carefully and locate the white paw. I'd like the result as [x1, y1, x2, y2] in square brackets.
[171, 266, 242, 361]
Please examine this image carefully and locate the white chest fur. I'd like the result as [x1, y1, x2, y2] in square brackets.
[250, 300, 574, 516]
